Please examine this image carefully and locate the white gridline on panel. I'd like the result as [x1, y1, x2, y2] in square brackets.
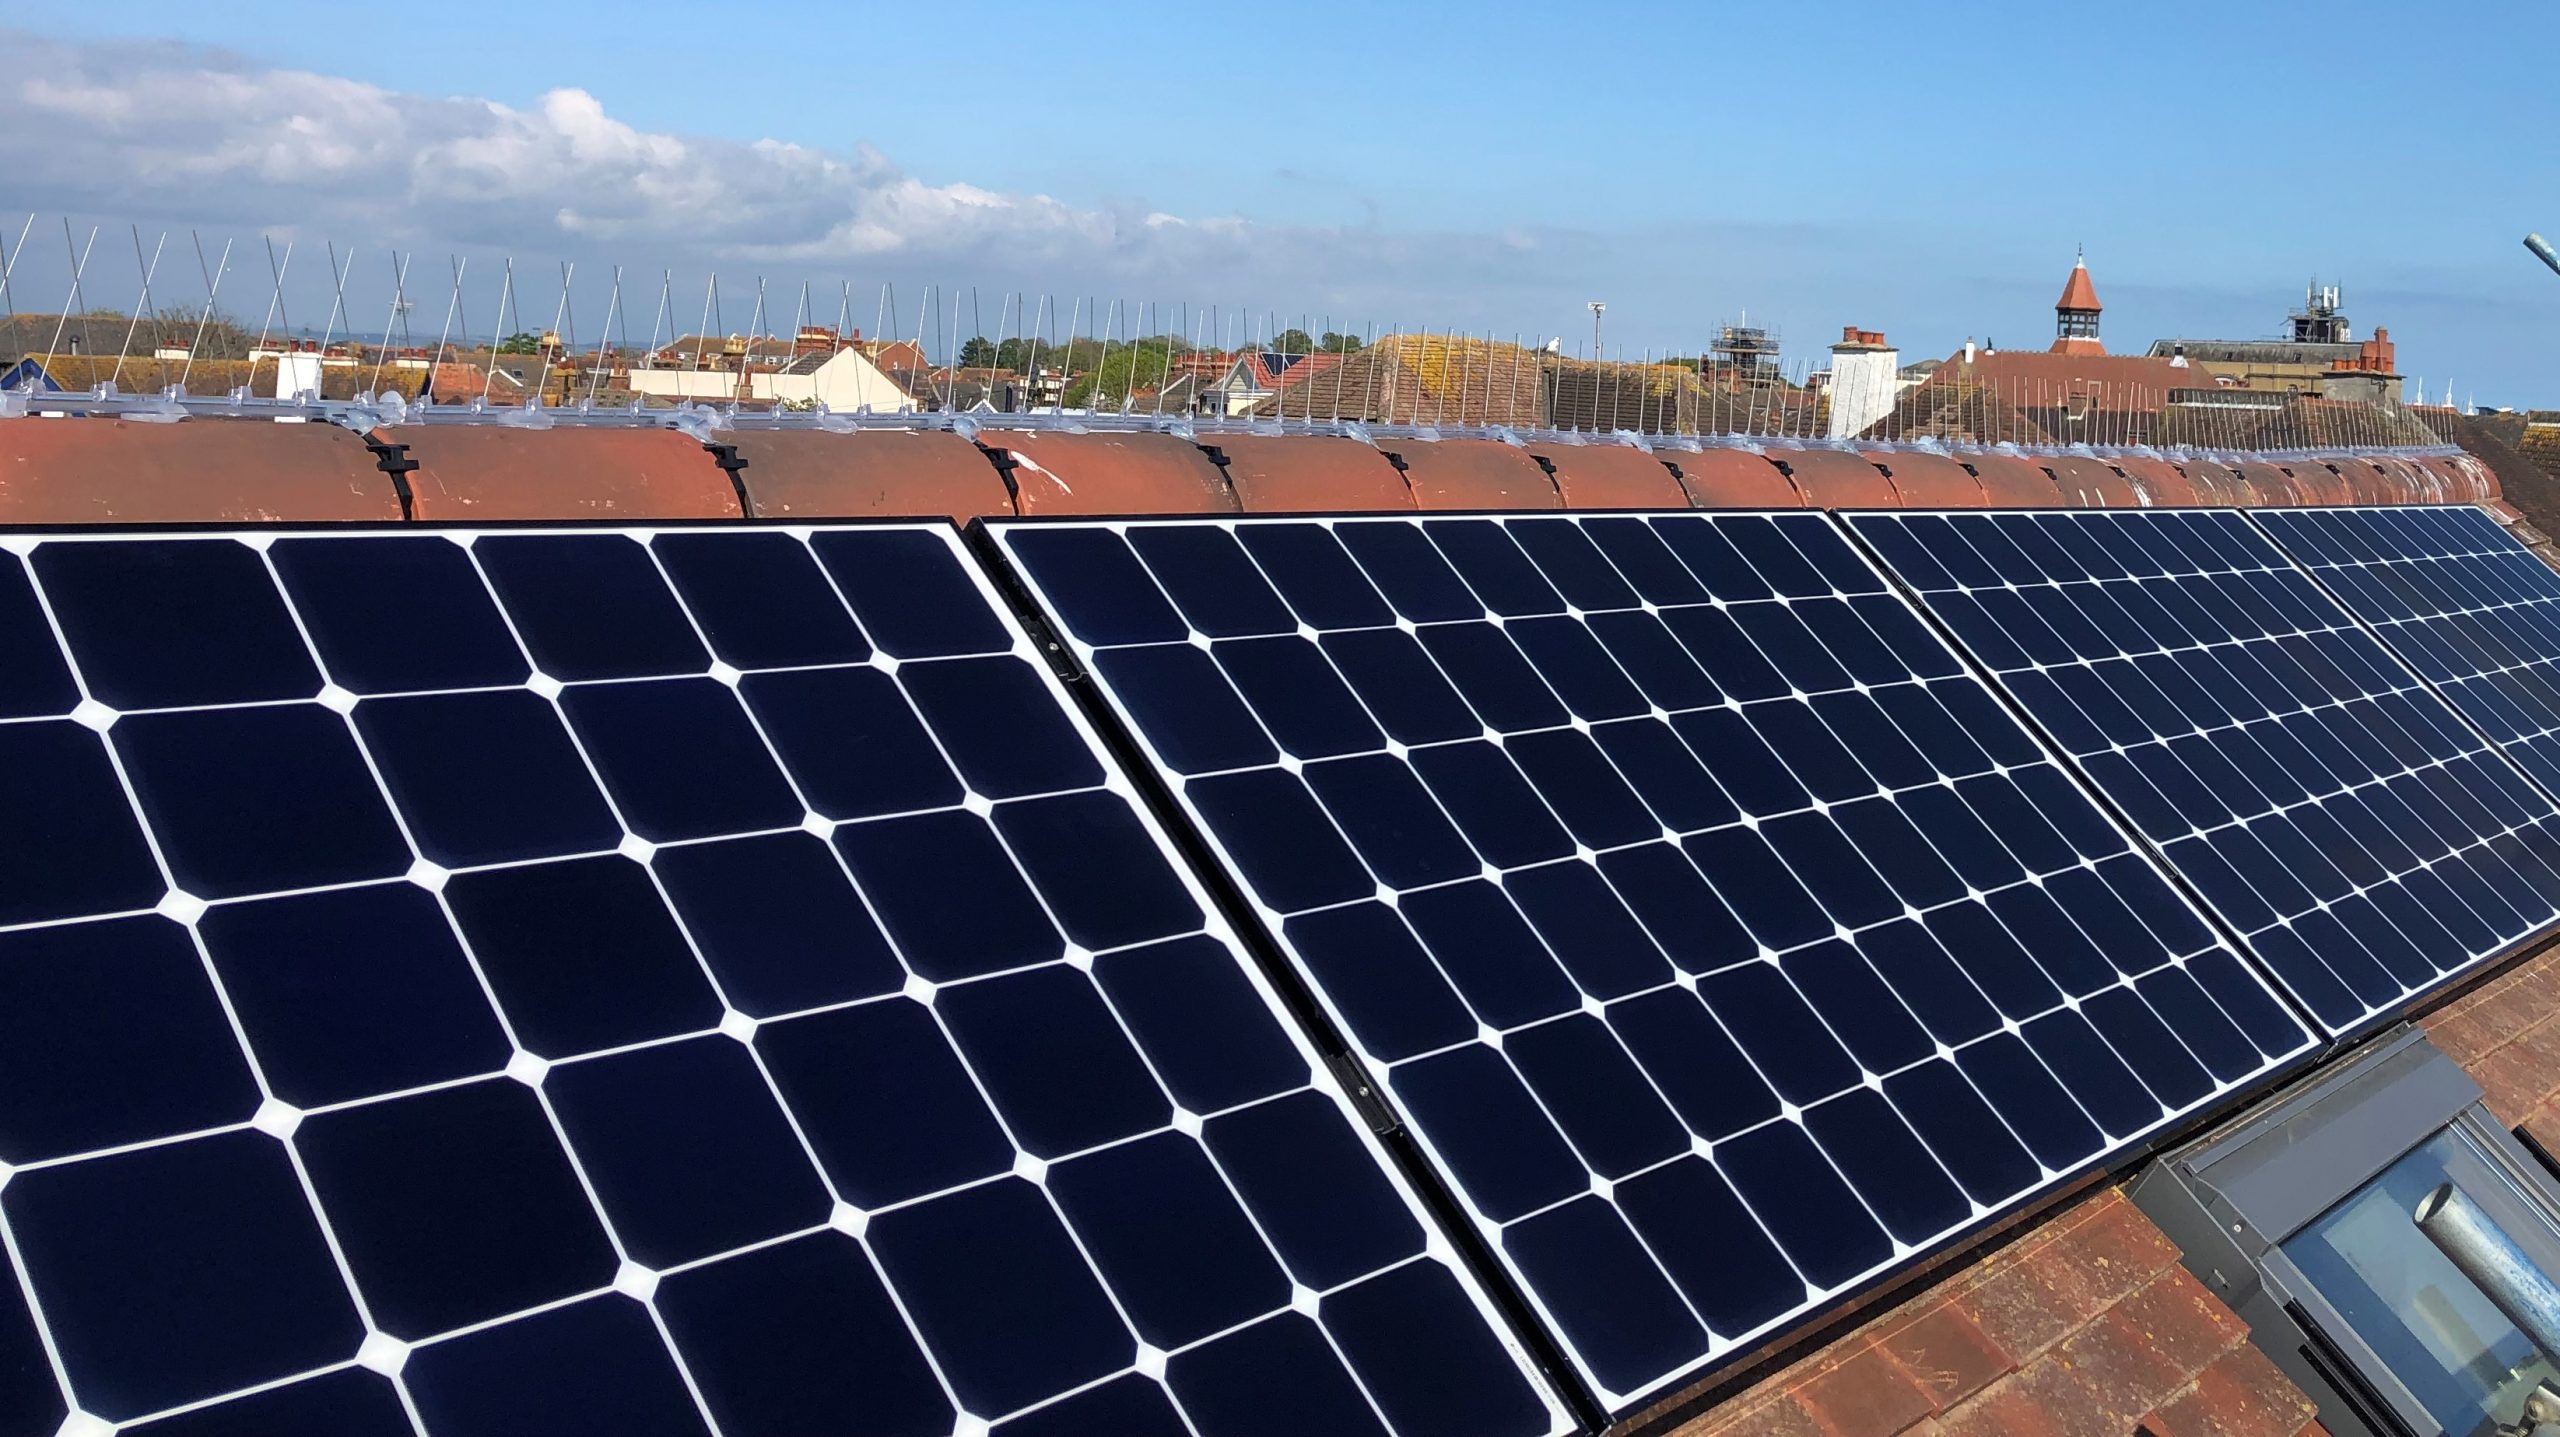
[1882, 509, 2560, 975]
[1851, 508, 2560, 1033]
[992, 509, 2313, 1413]
[2252, 505, 2560, 796]
[0, 525, 1571, 1437]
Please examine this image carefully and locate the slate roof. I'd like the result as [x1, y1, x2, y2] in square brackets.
[2142, 338, 2363, 365]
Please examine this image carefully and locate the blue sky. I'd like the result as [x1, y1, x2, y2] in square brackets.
[11, 3, 2560, 402]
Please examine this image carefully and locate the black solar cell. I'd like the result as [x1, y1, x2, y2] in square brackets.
[996, 510, 2312, 1412]
[0, 527, 1566, 1437]
[1855, 507, 2560, 1036]
[2256, 505, 2560, 799]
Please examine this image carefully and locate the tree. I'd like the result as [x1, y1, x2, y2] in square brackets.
[956, 337, 998, 369]
[1267, 328, 1316, 356]
[992, 335, 1100, 374]
[146, 304, 255, 360]
[497, 331, 542, 354]
[1062, 337, 1188, 410]
[1319, 332, 1364, 354]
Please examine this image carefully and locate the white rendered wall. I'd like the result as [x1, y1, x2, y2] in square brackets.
[1826, 346, 1900, 440]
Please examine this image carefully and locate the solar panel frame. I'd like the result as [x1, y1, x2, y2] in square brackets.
[987, 508, 2316, 1415]
[1847, 506, 2560, 1040]
[2250, 504, 2560, 802]
[0, 520, 1574, 1437]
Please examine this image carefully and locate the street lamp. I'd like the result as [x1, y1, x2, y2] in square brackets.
[1588, 301, 1605, 361]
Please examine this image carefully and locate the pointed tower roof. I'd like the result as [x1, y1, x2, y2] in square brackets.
[2051, 249, 2105, 355]
[2056, 253, 2101, 313]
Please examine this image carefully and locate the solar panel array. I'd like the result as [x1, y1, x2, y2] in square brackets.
[1851, 509, 2560, 1036]
[2255, 505, 2560, 799]
[17, 500, 2560, 1434]
[0, 526, 1567, 1437]
[993, 511, 2312, 1410]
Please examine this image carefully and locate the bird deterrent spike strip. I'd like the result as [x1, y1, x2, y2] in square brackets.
[0, 211, 2465, 459]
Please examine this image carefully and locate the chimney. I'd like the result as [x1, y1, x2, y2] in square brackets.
[1827, 326, 1900, 440]
[1963, 337, 1978, 364]
[795, 325, 836, 358]
[2321, 325, 2400, 405]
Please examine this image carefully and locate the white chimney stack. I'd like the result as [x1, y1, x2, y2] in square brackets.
[271, 350, 324, 401]
[1826, 327, 1900, 441]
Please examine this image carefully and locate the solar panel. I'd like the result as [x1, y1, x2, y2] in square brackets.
[2254, 505, 2560, 798]
[990, 511, 2312, 1412]
[1851, 508, 2560, 1037]
[0, 525, 1569, 1437]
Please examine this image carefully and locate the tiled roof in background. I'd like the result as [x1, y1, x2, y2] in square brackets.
[1858, 380, 2055, 446]
[1924, 349, 2217, 410]
[1258, 334, 1544, 425]
[2145, 338, 2363, 365]
[1242, 349, 1343, 389]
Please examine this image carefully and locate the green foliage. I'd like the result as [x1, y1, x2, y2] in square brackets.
[497, 331, 542, 354]
[1260, 329, 1361, 355]
[985, 335, 1089, 373]
[972, 333, 1195, 378]
[1062, 337, 1189, 409]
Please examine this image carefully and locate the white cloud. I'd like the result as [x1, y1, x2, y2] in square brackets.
[0, 28, 1877, 351]
[0, 30, 1246, 273]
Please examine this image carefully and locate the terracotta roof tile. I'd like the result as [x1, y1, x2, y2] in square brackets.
[2057, 259, 2102, 313]
[1791, 1341, 1937, 1436]
[1880, 1302, 2014, 1412]
[1927, 351, 2210, 412]
[1242, 350, 1344, 390]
